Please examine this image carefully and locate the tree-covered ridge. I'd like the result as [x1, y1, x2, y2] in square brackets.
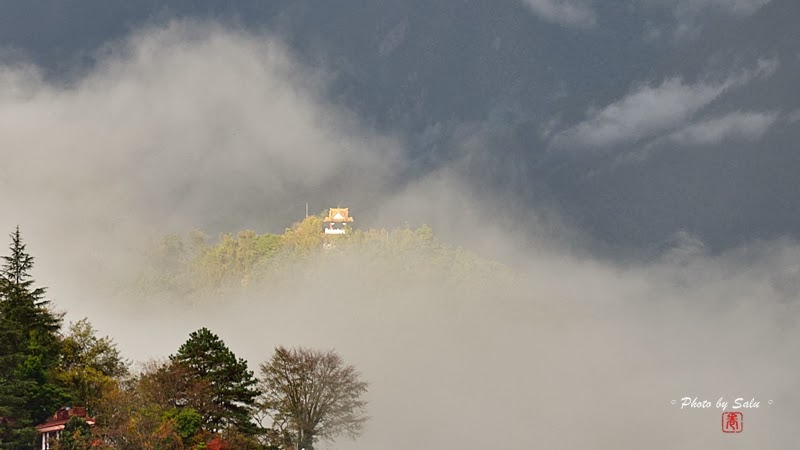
[133, 215, 511, 302]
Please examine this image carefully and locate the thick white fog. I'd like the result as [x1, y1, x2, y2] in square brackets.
[1, 21, 798, 449]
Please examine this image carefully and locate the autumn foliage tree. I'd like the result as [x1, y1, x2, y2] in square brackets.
[91, 361, 207, 449]
[258, 347, 369, 450]
[91, 330, 264, 449]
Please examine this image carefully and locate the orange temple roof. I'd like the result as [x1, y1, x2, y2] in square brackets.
[324, 207, 354, 222]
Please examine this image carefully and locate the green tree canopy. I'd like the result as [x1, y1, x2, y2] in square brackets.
[54, 415, 95, 450]
[170, 328, 261, 435]
[57, 318, 129, 413]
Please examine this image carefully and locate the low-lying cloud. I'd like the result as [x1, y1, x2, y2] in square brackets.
[520, 0, 597, 29]
[0, 21, 403, 246]
[668, 110, 778, 146]
[639, 0, 772, 41]
[551, 77, 730, 149]
[549, 57, 778, 152]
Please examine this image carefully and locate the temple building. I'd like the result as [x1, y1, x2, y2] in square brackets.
[323, 207, 354, 235]
[35, 406, 95, 450]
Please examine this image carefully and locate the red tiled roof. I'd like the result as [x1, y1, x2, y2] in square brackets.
[35, 407, 95, 433]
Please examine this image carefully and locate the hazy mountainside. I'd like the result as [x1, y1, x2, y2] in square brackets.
[126, 217, 512, 308]
[1, 0, 798, 255]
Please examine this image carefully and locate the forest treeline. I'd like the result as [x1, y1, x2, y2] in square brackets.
[132, 214, 511, 303]
[0, 226, 370, 450]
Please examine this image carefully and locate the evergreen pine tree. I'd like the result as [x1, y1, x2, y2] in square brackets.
[170, 328, 260, 436]
[0, 227, 67, 449]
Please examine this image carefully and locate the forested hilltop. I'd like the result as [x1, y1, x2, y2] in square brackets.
[130, 214, 512, 305]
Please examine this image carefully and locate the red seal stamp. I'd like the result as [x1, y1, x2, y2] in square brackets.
[722, 412, 743, 433]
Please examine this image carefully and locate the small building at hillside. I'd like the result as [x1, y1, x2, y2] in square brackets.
[323, 207, 354, 235]
[35, 406, 95, 450]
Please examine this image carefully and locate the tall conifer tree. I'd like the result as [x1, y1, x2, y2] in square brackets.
[0, 227, 67, 449]
[171, 328, 260, 436]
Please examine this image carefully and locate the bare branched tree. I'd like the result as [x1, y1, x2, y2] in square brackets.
[258, 346, 369, 450]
